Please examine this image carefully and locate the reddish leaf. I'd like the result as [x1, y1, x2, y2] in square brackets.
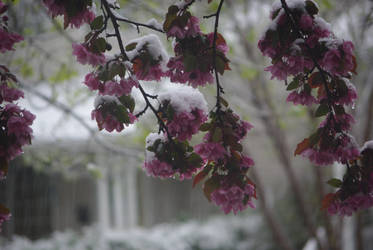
[203, 177, 220, 201]
[192, 165, 211, 188]
[0, 204, 10, 215]
[294, 138, 310, 156]
[308, 72, 323, 88]
[321, 193, 336, 210]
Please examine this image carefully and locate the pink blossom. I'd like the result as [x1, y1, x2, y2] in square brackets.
[321, 42, 355, 76]
[258, 38, 277, 58]
[302, 149, 335, 166]
[134, 64, 167, 81]
[120, 77, 139, 94]
[265, 61, 288, 80]
[102, 80, 128, 97]
[91, 109, 123, 132]
[211, 181, 256, 214]
[328, 194, 373, 216]
[72, 43, 105, 66]
[286, 90, 317, 106]
[195, 142, 227, 162]
[0, 28, 24, 53]
[299, 14, 313, 31]
[167, 109, 208, 141]
[84, 73, 101, 91]
[335, 83, 357, 106]
[143, 158, 174, 179]
[185, 16, 201, 37]
[68, 9, 95, 29]
[240, 155, 255, 170]
[43, 0, 95, 29]
[234, 119, 254, 141]
[166, 16, 201, 39]
[0, 84, 24, 103]
[167, 57, 214, 87]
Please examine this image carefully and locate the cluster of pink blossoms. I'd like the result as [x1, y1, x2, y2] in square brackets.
[72, 43, 106, 66]
[324, 143, 373, 216]
[194, 109, 256, 214]
[259, 0, 359, 166]
[0, 0, 36, 230]
[43, 0, 95, 29]
[164, 5, 230, 87]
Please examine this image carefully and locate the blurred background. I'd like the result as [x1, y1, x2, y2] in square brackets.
[0, 0, 372, 249]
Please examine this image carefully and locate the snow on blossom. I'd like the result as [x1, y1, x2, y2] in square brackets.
[0, 28, 24, 53]
[361, 140, 373, 153]
[72, 43, 105, 66]
[211, 180, 256, 214]
[126, 35, 169, 81]
[158, 85, 208, 140]
[144, 132, 174, 178]
[92, 95, 136, 132]
[159, 84, 208, 114]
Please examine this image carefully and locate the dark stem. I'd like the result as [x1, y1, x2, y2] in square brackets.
[115, 17, 164, 33]
[212, 0, 225, 117]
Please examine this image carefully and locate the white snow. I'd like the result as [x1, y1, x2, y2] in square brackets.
[314, 16, 332, 33]
[361, 140, 373, 152]
[93, 95, 120, 109]
[145, 132, 166, 162]
[158, 84, 208, 114]
[125, 34, 169, 71]
[145, 18, 163, 31]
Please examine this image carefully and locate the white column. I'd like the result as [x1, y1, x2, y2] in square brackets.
[113, 168, 125, 230]
[97, 168, 110, 231]
[125, 163, 138, 227]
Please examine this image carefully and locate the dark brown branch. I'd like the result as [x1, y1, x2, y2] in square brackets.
[212, 0, 225, 116]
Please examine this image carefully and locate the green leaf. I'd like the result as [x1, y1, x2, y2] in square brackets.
[90, 15, 104, 30]
[119, 95, 135, 113]
[327, 178, 342, 188]
[183, 54, 197, 72]
[114, 105, 130, 123]
[215, 54, 227, 75]
[199, 123, 211, 132]
[315, 104, 329, 117]
[286, 78, 300, 91]
[187, 153, 203, 167]
[212, 127, 223, 142]
[125, 42, 137, 52]
[219, 96, 229, 107]
[92, 37, 106, 53]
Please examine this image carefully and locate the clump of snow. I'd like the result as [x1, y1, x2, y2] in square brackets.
[146, 18, 163, 31]
[94, 95, 120, 109]
[145, 132, 166, 162]
[159, 84, 208, 114]
[314, 16, 332, 33]
[361, 140, 373, 152]
[125, 34, 169, 70]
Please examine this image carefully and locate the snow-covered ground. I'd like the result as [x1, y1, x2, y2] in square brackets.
[1, 215, 261, 250]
